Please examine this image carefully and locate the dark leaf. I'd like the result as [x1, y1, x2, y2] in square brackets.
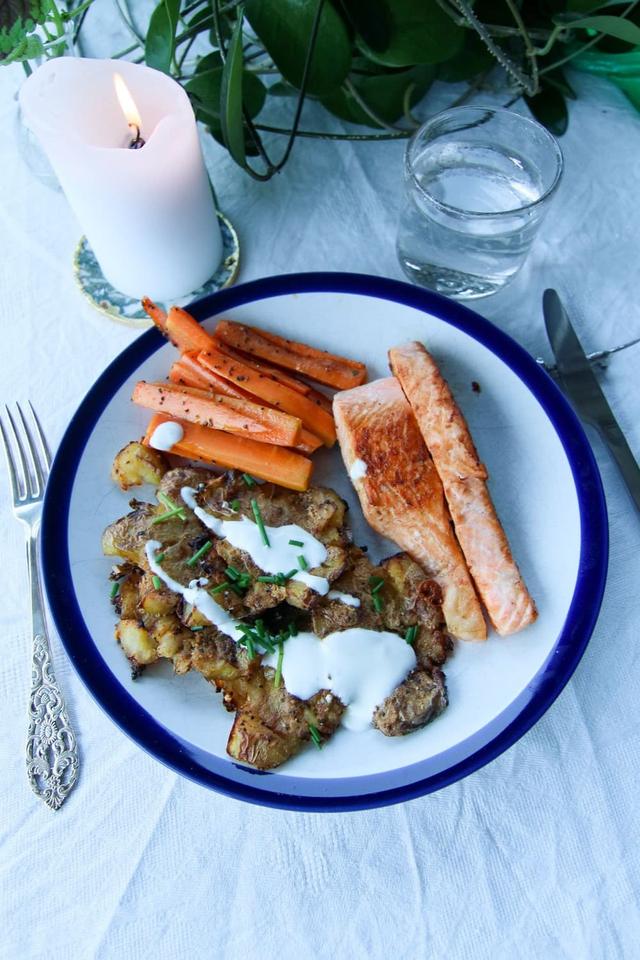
[525, 84, 568, 135]
[145, 0, 180, 74]
[437, 32, 495, 82]
[321, 63, 435, 126]
[245, 0, 352, 96]
[357, 0, 465, 67]
[220, 12, 247, 168]
[338, 0, 392, 51]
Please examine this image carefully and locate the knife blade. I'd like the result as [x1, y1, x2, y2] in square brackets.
[543, 288, 640, 512]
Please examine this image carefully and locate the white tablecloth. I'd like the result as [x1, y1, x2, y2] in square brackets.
[1, 51, 639, 960]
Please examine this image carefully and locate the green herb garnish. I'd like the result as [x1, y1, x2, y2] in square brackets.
[274, 641, 284, 688]
[251, 498, 270, 547]
[242, 473, 255, 487]
[308, 722, 322, 749]
[297, 554, 308, 570]
[288, 539, 304, 547]
[152, 575, 162, 590]
[405, 625, 417, 645]
[110, 581, 120, 599]
[186, 540, 212, 567]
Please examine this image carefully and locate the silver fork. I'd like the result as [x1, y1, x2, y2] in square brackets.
[0, 403, 79, 810]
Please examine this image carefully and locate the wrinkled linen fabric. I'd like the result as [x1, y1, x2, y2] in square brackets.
[1, 49, 639, 960]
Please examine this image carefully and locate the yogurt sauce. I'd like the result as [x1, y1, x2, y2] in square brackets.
[181, 486, 330, 594]
[148, 420, 184, 452]
[349, 458, 367, 481]
[263, 629, 416, 731]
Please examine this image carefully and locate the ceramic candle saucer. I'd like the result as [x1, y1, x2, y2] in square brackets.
[73, 209, 240, 327]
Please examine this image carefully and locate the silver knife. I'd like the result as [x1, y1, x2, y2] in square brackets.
[543, 288, 640, 512]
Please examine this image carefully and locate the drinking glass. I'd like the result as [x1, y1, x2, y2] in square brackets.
[396, 106, 564, 299]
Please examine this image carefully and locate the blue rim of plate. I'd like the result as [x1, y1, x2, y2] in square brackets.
[41, 272, 608, 812]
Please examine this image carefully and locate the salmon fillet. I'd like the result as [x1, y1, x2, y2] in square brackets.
[333, 377, 486, 641]
[389, 342, 537, 636]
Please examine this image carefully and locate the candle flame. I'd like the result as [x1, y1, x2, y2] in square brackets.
[113, 72, 142, 132]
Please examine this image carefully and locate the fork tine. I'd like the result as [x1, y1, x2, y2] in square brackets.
[0, 415, 24, 503]
[16, 403, 44, 496]
[27, 401, 51, 472]
[2, 408, 27, 501]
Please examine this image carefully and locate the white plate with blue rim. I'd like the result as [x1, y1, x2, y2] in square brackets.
[41, 272, 608, 811]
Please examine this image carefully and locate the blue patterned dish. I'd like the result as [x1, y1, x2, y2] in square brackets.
[41, 273, 607, 810]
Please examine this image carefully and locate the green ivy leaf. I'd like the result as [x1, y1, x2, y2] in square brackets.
[561, 13, 640, 44]
[220, 12, 247, 168]
[338, 0, 392, 52]
[322, 64, 435, 127]
[245, 0, 352, 96]
[145, 0, 180, 74]
[357, 0, 465, 67]
[525, 84, 568, 136]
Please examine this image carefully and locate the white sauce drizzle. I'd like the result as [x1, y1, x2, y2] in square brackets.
[327, 590, 361, 608]
[148, 420, 184, 452]
[349, 458, 367, 481]
[181, 486, 330, 594]
[263, 629, 416, 731]
[145, 540, 237, 638]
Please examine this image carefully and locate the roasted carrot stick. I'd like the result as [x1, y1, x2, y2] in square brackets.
[165, 306, 216, 354]
[169, 359, 212, 390]
[142, 297, 168, 332]
[198, 347, 337, 447]
[132, 381, 302, 447]
[143, 414, 313, 491]
[179, 353, 325, 453]
[211, 338, 312, 396]
[214, 319, 367, 390]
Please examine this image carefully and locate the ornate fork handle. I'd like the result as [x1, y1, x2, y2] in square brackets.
[25, 530, 79, 810]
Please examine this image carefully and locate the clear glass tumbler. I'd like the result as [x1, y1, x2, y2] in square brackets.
[396, 106, 564, 299]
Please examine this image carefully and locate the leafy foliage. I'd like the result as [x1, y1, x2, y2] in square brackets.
[4, 0, 640, 178]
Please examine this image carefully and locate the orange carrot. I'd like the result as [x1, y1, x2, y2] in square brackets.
[177, 353, 324, 453]
[214, 318, 367, 390]
[132, 381, 302, 447]
[165, 306, 216, 354]
[211, 338, 312, 396]
[142, 297, 168, 332]
[143, 414, 313, 491]
[169, 359, 211, 390]
[198, 347, 337, 447]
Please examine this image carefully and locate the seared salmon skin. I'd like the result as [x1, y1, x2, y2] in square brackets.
[333, 377, 486, 641]
[389, 342, 537, 636]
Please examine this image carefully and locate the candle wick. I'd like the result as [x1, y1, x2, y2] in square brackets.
[128, 123, 145, 150]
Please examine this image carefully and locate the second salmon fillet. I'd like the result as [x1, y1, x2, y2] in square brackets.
[333, 377, 486, 641]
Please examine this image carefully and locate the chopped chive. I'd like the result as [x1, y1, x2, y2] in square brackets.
[191, 625, 204, 632]
[242, 473, 255, 487]
[209, 581, 230, 595]
[274, 641, 284, 688]
[225, 566, 240, 581]
[308, 722, 322, 749]
[372, 592, 384, 613]
[155, 552, 166, 563]
[288, 539, 304, 547]
[297, 554, 308, 570]
[405, 625, 417, 645]
[251, 498, 270, 547]
[186, 540, 212, 567]
[110, 581, 120, 599]
[230, 499, 240, 511]
[152, 575, 162, 590]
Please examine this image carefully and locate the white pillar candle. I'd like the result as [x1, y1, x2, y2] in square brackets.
[19, 57, 222, 301]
